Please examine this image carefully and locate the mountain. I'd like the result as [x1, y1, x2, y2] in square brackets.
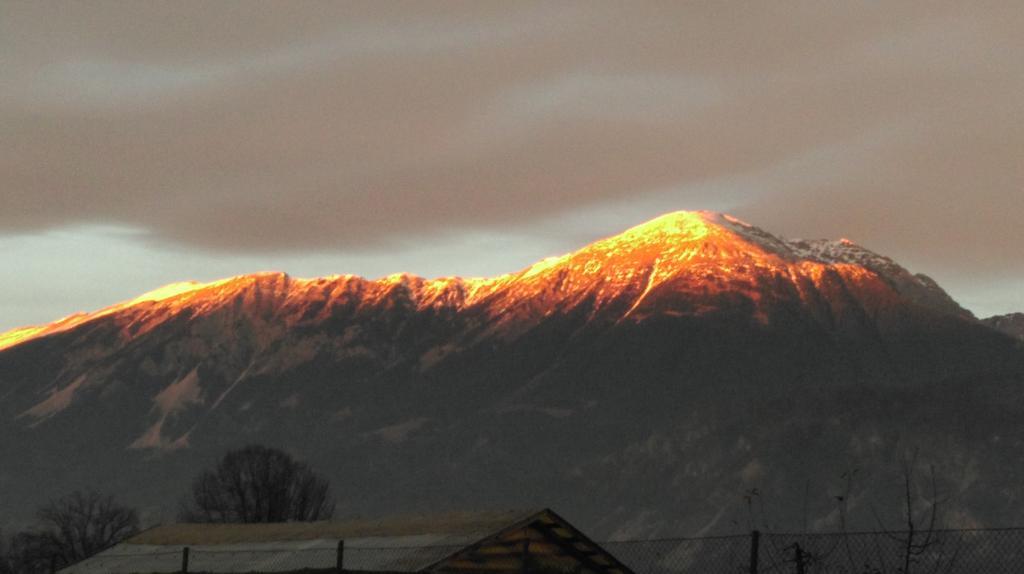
[1, 211, 1023, 536]
[983, 313, 1024, 340]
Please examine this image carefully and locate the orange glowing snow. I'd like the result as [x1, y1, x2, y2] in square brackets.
[0, 211, 891, 352]
[0, 325, 49, 351]
[0, 278, 234, 352]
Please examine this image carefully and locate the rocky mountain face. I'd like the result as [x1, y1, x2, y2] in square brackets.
[983, 313, 1024, 341]
[2, 211, 1023, 536]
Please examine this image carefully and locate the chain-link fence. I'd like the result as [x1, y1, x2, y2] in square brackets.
[608, 528, 1024, 574]
[62, 529, 1024, 574]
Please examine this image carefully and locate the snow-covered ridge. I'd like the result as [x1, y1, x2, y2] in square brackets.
[0, 211, 972, 352]
[788, 237, 891, 267]
[785, 237, 971, 318]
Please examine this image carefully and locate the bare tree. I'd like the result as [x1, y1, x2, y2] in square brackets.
[828, 451, 956, 574]
[739, 454, 960, 574]
[864, 450, 957, 574]
[179, 444, 335, 523]
[7, 490, 139, 573]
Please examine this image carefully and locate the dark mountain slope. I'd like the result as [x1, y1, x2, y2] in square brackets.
[1, 211, 1022, 535]
[984, 313, 1024, 340]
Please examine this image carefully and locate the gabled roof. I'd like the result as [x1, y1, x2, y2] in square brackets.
[424, 508, 633, 574]
[60, 509, 633, 574]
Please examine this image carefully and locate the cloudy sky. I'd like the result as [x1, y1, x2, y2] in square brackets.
[2, 1, 1022, 331]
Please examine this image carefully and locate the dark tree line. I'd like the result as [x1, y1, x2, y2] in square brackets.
[2, 445, 334, 573]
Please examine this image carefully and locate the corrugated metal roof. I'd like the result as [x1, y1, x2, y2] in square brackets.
[128, 510, 539, 545]
[61, 510, 541, 574]
[62, 538, 470, 574]
[59, 509, 636, 574]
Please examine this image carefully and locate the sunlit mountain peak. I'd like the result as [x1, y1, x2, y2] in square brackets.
[0, 210, 973, 352]
[616, 210, 718, 239]
[127, 280, 217, 305]
[572, 210, 794, 267]
[0, 211, 818, 352]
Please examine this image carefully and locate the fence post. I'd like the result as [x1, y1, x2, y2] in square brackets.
[749, 530, 760, 574]
[49, 555, 57, 574]
[336, 539, 345, 574]
[521, 539, 531, 574]
[181, 546, 190, 574]
[794, 543, 806, 574]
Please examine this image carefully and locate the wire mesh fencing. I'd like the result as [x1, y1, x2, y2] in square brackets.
[609, 528, 1024, 574]
[754, 528, 1024, 574]
[604, 534, 754, 574]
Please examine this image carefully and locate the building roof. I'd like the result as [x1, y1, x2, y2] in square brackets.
[60, 509, 634, 574]
[128, 509, 537, 545]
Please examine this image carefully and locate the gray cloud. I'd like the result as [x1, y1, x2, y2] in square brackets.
[2, 1, 1022, 281]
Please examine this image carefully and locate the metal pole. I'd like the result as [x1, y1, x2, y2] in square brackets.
[336, 539, 345, 574]
[181, 546, 190, 574]
[521, 539, 531, 574]
[749, 530, 760, 574]
[49, 555, 57, 574]
[794, 543, 806, 574]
